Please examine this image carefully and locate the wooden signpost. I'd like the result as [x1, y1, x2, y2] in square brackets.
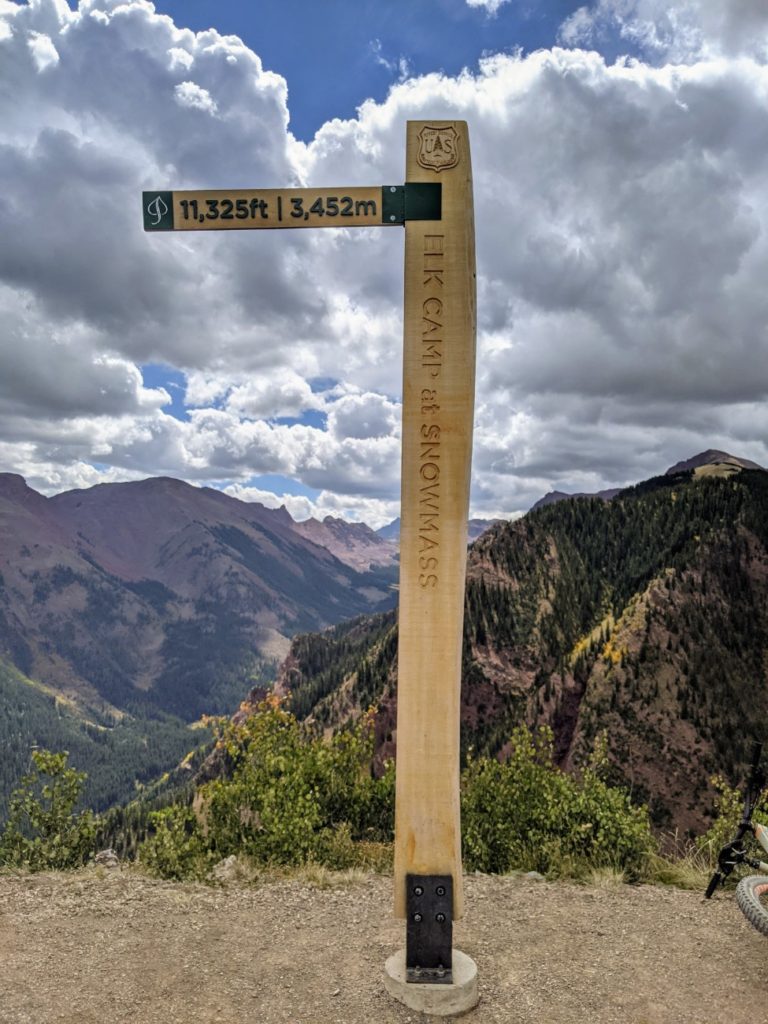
[144, 121, 478, 1014]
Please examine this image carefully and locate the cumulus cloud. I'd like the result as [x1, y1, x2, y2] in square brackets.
[1, 0, 767, 526]
[223, 481, 400, 530]
[327, 392, 400, 441]
[559, 0, 768, 62]
[465, 0, 510, 15]
[306, 49, 768, 507]
[27, 30, 59, 70]
[174, 80, 218, 115]
[224, 371, 322, 420]
[0, 285, 168, 420]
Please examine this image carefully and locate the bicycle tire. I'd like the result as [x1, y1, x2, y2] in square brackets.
[736, 876, 768, 936]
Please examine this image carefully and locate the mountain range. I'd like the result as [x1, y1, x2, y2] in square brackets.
[373, 517, 501, 543]
[263, 451, 768, 834]
[0, 473, 402, 722]
[2, 449, 766, 832]
[530, 449, 763, 511]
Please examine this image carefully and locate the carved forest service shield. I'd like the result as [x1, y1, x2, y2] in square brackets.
[417, 125, 460, 172]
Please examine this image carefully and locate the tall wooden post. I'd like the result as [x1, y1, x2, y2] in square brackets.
[142, 121, 479, 1011]
[394, 121, 476, 924]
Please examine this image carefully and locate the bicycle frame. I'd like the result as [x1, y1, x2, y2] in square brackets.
[705, 741, 768, 897]
[754, 824, 768, 869]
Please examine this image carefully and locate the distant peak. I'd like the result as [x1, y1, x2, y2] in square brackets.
[138, 475, 194, 490]
[0, 472, 29, 488]
[0, 473, 45, 502]
[57, 476, 196, 501]
[665, 450, 764, 475]
[376, 518, 401, 541]
[530, 488, 620, 512]
[530, 490, 572, 511]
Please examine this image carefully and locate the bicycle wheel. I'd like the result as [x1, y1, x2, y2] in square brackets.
[736, 876, 768, 936]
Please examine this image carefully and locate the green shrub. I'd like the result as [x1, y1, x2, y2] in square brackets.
[696, 773, 768, 868]
[138, 804, 212, 881]
[139, 697, 394, 878]
[139, 701, 653, 884]
[461, 727, 655, 879]
[0, 749, 96, 871]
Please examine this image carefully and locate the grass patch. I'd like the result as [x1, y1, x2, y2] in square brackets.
[643, 831, 714, 891]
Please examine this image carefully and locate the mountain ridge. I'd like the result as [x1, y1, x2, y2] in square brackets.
[529, 449, 764, 511]
[266, 458, 768, 833]
[0, 473, 398, 724]
[374, 516, 501, 543]
[3, 451, 766, 829]
[665, 449, 763, 475]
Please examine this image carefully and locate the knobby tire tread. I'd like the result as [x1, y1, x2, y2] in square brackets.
[735, 876, 768, 936]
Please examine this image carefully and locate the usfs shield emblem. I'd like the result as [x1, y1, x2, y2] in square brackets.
[417, 125, 460, 172]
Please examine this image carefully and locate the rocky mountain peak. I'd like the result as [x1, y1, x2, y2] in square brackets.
[0, 472, 48, 505]
[665, 450, 763, 475]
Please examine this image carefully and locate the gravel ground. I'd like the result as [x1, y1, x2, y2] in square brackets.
[1, 868, 767, 1023]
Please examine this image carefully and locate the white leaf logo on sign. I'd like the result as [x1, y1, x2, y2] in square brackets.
[147, 195, 169, 226]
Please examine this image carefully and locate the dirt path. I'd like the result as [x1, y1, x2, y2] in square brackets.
[1, 868, 767, 1023]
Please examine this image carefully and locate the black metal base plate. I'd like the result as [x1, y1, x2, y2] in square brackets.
[405, 874, 453, 984]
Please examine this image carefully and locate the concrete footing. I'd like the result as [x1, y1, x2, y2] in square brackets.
[383, 949, 478, 1017]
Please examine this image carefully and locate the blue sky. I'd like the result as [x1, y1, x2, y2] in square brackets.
[1, 0, 768, 525]
[151, 0, 588, 141]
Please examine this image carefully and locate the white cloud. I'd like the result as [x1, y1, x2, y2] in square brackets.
[465, 0, 510, 15]
[370, 38, 411, 81]
[1, 0, 767, 527]
[174, 80, 218, 115]
[27, 30, 59, 70]
[0, 285, 168, 420]
[225, 371, 322, 420]
[222, 482, 400, 529]
[559, 0, 768, 62]
[167, 46, 193, 71]
[327, 392, 400, 441]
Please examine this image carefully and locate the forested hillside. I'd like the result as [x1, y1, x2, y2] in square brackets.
[276, 466, 768, 832]
[0, 658, 206, 820]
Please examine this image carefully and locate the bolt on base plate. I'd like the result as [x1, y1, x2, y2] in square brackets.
[406, 874, 453, 983]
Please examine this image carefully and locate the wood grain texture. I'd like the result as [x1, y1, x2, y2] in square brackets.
[393, 121, 476, 920]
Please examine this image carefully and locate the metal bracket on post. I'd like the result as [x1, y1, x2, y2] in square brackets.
[381, 183, 442, 225]
[405, 874, 453, 984]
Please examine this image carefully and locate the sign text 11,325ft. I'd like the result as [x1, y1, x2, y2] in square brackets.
[143, 187, 395, 231]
